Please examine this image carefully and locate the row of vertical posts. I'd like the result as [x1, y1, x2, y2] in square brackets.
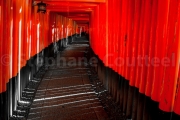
[89, 0, 180, 115]
[89, 48, 180, 120]
[0, 0, 79, 119]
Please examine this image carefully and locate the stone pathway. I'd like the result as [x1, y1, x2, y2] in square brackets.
[27, 39, 109, 120]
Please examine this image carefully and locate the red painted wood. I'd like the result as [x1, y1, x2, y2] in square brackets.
[0, 0, 78, 93]
[139, 0, 152, 94]
[120, 0, 128, 77]
[36, 0, 106, 3]
[174, 66, 180, 115]
[0, 0, 3, 93]
[159, 0, 180, 112]
[0, 0, 180, 115]
[135, 0, 145, 88]
[12, 0, 18, 78]
[90, 0, 180, 114]
[125, 0, 135, 81]
[117, 0, 123, 75]
[129, 0, 141, 86]
[145, 0, 158, 97]
[151, 0, 169, 102]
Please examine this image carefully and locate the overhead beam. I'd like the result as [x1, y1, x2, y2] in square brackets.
[41, 2, 99, 7]
[36, 0, 106, 3]
[47, 6, 95, 10]
[47, 9, 93, 12]
[57, 13, 90, 18]
[70, 18, 89, 21]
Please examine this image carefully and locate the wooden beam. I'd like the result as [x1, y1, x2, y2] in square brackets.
[36, 0, 105, 3]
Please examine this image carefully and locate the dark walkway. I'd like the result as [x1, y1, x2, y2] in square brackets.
[27, 37, 109, 120]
